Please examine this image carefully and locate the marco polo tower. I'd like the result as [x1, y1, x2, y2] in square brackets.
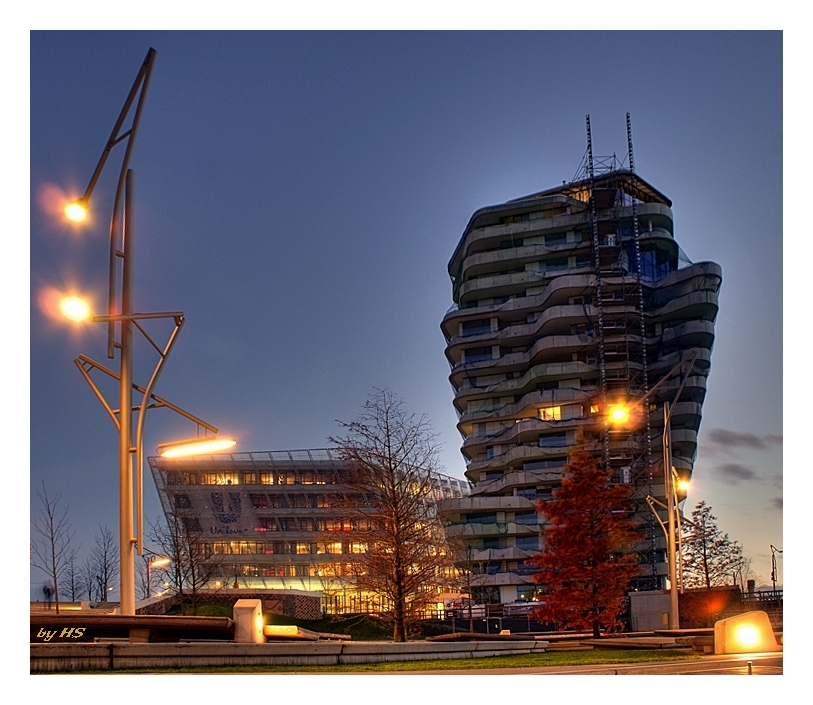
[438, 118, 722, 605]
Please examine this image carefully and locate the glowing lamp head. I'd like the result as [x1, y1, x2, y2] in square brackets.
[157, 436, 237, 458]
[677, 479, 691, 492]
[607, 404, 631, 425]
[64, 200, 88, 223]
[60, 296, 91, 321]
[736, 625, 759, 646]
[714, 610, 779, 654]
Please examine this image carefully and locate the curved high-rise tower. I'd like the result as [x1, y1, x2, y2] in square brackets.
[438, 167, 721, 605]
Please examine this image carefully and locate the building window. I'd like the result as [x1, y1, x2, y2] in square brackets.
[258, 518, 278, 532]
[464, 347, 492, 364]
[539, 432, 567, 448]
[461, 319, 491, 337]
[174, 494, 191, 509]
[242, 472, 257, 485]
[545, 257, 569, 271]
[249, 493, 268, 509]
[514, 511, 538, 525]
[516, 536, 539, 551]
[539, 406, 561, 421]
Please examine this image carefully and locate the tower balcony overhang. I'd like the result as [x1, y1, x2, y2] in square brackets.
[449, 334, 598, 386]
[442, 273, 596, 337]
[651, 290, 720, 322]
[436, 495, 536, 521]
[452, 361, 597, 407]
[458, 387, 593, 429]
[469, 469, 563, 497]
[457, 269, 551, 303]
[461, 416, 598, 455]
[459, 241, 588, 282]
[443, 521, 540, 539]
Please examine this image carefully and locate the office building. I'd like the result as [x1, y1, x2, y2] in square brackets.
[149, 448, 469, 613]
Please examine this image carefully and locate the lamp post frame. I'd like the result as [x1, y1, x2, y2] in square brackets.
[64, 48, 224, 615]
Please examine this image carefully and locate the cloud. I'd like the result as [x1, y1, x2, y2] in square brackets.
[771, 497, 782, 511]
[717, 462, 756, 484]
[706, 428, 766, 449]
[765, 434, 783, 445]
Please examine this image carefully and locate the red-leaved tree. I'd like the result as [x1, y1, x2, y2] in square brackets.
[529, 441, 642, 637]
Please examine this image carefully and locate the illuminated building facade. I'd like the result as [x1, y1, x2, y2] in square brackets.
[438, 168, 721, 605]
[149, 448, 469, 613]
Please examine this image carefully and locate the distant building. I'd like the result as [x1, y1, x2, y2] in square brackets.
[438, 168, 721, 605]
[149, 448, 469, 613]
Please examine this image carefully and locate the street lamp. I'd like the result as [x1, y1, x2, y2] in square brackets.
[142, 551, 171, 599]
[54, 48, 235, 615]
[770, 545, 782, 591]
[607, 350, 699, 629]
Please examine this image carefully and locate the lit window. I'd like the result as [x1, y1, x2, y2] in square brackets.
[539, 406, 561, 421]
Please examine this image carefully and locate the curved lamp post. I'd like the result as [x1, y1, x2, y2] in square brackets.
[57, 48, 234, 614]
[608, 349, 699, 630]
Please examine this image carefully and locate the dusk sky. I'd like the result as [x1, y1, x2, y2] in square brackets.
[28, 30, 783, 596]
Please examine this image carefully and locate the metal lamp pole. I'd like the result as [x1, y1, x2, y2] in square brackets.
[663, 400, 678, 629]
[615, 350, 698, 630]
[62, 48, 233, 615]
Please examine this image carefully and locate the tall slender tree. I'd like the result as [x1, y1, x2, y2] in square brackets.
[330, 389, 452, 641]
[89, 524, 119, 601]
[60, 550, 85, 602]
[31, 481, 75, 614]
[529, 440, 642, 637]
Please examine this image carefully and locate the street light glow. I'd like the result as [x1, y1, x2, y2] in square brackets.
[157, 436, 237, 458]
[64, 200, 88, 223]
[607, 404, 631, 425]
[60, 295, 91, 321]
[736, 625, 759, 646]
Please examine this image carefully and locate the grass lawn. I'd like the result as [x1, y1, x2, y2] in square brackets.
[55, 649, 705, 674]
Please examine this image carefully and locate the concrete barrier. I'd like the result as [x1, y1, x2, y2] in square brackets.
[31, 639, 549, 672]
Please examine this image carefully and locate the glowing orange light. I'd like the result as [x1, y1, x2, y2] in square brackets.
[607, 404, 631, 425]
[736, 625, 759, 646]
[60, 296, 91, 321]
[677, 479, 691, 492]
[157, 437, 237, 458]
[64, 201, 88, 223]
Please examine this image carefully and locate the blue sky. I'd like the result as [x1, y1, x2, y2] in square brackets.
[28, 30, 783, 593]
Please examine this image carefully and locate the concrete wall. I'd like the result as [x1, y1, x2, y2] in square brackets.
[629, 591, 670, 631]
[31, 639, 549, 673]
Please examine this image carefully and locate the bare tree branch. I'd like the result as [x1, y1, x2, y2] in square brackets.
[31, 481, 75, 614]
[330, 389, 452, 641]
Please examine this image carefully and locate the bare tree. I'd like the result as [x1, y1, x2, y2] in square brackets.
[80, 556, 99, 601]
[60, 549, 85, 602]
[31, 481, 75, 614]
[89, 524, 119, 601]
[446, 536, 477, 633]
[149, 510, 221, 615]
[682, 501, 743, 588]
[330, 389, 453, 641]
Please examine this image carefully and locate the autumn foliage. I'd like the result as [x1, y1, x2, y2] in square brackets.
[529, 443, 642, 637]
